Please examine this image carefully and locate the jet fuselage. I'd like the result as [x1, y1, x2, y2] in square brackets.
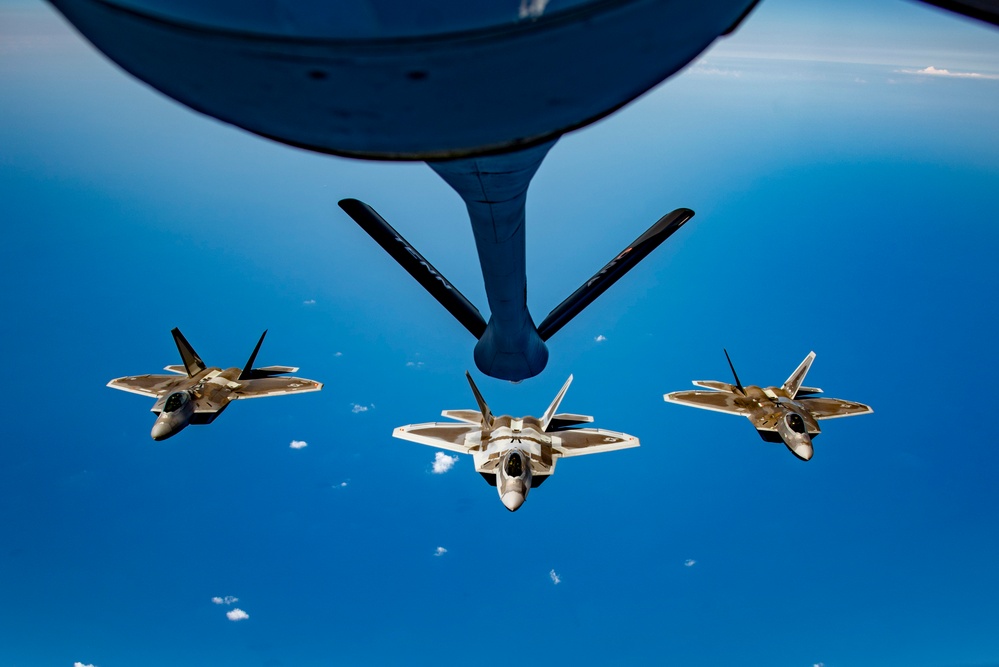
[739, 384, 820, 461]
[149, 365, 243, 440]
[470, 416, 555, 511]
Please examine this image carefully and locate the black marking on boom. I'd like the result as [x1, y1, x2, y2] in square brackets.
[537, 208, 694, 341]
[339, 199, 487, 339]
[724, 348, 745, 395]
[239, 330, 267, 381]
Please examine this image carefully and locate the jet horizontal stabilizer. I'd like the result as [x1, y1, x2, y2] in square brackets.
[338, 199, 487, 339]
[243, 365, 300, 379]
[547, 412, 595, 431]
[537, 208, 694, 341]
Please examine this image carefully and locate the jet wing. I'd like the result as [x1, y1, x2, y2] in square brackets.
[107, 374, 188, 397]
[393, 422, 479, 454]
[798, 397, 873, 420]
[233, 377, 323, 399]
[664, 390, 751, 416]
[553, 428, 639, 458]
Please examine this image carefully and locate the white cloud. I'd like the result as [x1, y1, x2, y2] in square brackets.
[519, 0, 548, 19]
[226, 608, 249, 621]
[289, 440, 308, 450]
[434, 546, 447, 557]
[684, 559, 697, 567]
[813, 663, 825, 667]
[351, 403, 373, 414]
[899, 65, 999, 80]
[302, 299, 316, 305]
[594, 335, 607, 343]
[406, 361, 425, 369]
[212, 595, 238, 605]
[549, 569, 561, 585]
[334, 351, 343, 357]
[431, 452, 459, 474]
[74, 662, 97, 667]
[691, 65, 742, 78]
[334, 481, 348, 488]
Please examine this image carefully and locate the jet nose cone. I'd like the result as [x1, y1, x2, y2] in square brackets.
[500, 491, 525, 512]
[150, 421, 172, 441]
[791, 443, 814, 461]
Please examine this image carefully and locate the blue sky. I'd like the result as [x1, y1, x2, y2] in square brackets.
[2, 1, 999, 666]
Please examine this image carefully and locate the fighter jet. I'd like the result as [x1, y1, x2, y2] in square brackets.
[108, 328, 322, 440]
[394, 372, 638, 511]
[664, 351, 872, 461]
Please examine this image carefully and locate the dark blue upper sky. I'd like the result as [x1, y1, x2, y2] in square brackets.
[2, 1, 999, 666]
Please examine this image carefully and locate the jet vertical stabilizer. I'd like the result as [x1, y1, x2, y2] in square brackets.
[541, 375, 574, 431]
[723, 349, 745, 394]
[464, 371, 494, 428]
[238, 330, 268, 380]
[171, 327, 206, 377]
[782, 351, 816, 399]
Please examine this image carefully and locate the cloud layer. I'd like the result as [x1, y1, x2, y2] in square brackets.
[432, 452, 459, 474]
[900, 65, 999, 80]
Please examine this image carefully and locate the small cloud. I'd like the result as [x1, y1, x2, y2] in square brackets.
[691, 65, 742, 78]
[74, 663, 97, 667]
[549, 569, 561, 585]
[406, 361, 425, 369]
[434, 546, 447, 557]
[518, 0, 548, 19]
[302, 299, 316, 305]
[289, 440, 308, 450]
[594, 335, 607, 343]
[226, 608, 249, 621]
[334, 351, 343, 358]
[899, 65, 999, 80]
[431, 452, 459, 474]
[351, 403, 373, 414]
[684, 559, 696, 567]
[813, 663, 825, 667]
[333, 481, 349, 489]
[212, 595, 238, 605]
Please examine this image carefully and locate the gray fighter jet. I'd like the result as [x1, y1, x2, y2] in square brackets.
[664, 351, 872, 461]
[108, 328, 322, 440]
[394, 372, 638, 511]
